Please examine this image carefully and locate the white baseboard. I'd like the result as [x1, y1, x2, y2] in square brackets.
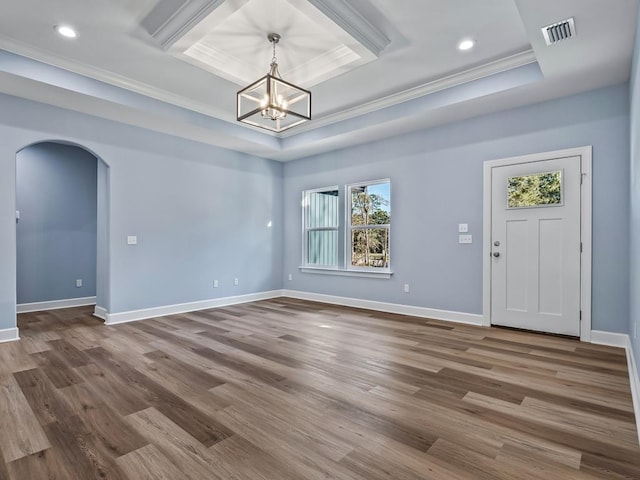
[624, 338, 640, 446]
[281, 289, 484, 326]
[592, 330, 640, 445]
[0, 327, 19, 343]
[590, 330, 629, 348]
[104, 290, 284, 325]
[93, 306, 107, 321]
[17, 296, 97, 314]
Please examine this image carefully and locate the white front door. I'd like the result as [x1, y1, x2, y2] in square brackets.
[490, 155, 582, 336]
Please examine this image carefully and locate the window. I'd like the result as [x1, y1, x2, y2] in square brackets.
[302, 180, 391, 275]
[507, 171, 562, 208]
[348, 180, 391, 270]
[302, 187, 339, 266]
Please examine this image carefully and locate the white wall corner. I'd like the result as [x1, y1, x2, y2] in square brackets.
[0, 327, 20, 343]
[281, 290, 484, 326]
[93, 306, 108, 321]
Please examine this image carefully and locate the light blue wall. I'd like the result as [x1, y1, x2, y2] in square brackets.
[0, 77, 631, 337]
[630, 4, 640, 369]
[0, 92, 283, 330]
[16, 143, 97, 304]
[284, 84, 630, 333]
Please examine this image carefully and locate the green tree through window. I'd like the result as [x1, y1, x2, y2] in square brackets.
[508, 171, 562, 208]
[350, 181, 390, 268]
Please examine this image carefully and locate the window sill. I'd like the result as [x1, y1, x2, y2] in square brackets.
[299, 266, 392, 279]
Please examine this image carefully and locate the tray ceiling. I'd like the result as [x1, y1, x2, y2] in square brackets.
[0, 0, 636, 161]
[142, 0, 389, 87]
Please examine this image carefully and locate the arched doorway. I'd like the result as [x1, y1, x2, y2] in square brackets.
[15, 141, 110, 318]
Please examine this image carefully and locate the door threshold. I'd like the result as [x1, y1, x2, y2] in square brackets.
[491, 324, 579, 340]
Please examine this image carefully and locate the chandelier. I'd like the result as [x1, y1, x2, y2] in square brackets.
[237, 33, 311, 133]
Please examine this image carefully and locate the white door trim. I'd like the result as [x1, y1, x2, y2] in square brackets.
[482, 146, 592, 341]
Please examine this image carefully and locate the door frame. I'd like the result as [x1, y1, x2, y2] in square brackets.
[482, 146, 592, 341]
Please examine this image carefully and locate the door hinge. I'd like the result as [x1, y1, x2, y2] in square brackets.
[579, 310, 582, 320]
[580, 172, 587, 185]
[580, 242, 583, 253]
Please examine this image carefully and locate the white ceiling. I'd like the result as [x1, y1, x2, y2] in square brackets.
[0, 0, 637, 161]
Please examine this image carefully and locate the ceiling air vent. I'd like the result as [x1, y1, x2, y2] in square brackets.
[541, 17, 576, 46]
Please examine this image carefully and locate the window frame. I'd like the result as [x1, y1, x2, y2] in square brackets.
[346, 178, 391, 273]
[301, 185, 340, 269]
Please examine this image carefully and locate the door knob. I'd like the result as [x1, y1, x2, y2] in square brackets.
[493, 252, 500, 258]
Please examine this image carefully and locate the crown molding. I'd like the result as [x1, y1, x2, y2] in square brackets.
[142, 0, 226, 49]
[306, 0, 390, 55]
[142, 0, 389, 56]
[281, 49, 538, 137]
[0, 35, 230, 121]
[0, 37, 536, 146]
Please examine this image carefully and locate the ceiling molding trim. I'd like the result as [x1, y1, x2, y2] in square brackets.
[141, 0, 226, 49]
[306, 0, 390, 55]
[0, 36, 231, 121]
[281, 49, 538, 137]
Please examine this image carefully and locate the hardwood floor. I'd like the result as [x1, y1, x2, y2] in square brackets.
[1, 298, 638, 479]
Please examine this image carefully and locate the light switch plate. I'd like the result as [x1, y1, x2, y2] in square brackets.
[127, 236, 137, 245]
[458, 223, 468, 233]
[459, 234, 472, 244]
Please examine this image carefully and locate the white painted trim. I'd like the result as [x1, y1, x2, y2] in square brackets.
[306, 0, 390, 54]
[104, 290, 284, 325]
[0, 328, 19, 343]
[590, 330, 629, 348]
[482, 157, 493, 327]
[0, 34, 534, 142]
[625, 339, 640, 445]
[282, 290, 484, 326]
[17, 296, 97, 314]
[281, 50, 537, 138]
[0, 34, 230, 122]
[299, 267, 392, 279]
[142, 0, 226, 49]
[592, 332, 640, 445]
[482, 146, 593, 340]
[93, 306, 108, 321]
[579, 148, 593, 342]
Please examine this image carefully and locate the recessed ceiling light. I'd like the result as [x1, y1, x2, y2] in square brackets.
[458, 39, 475, 51]
[55, 25, 77, 38]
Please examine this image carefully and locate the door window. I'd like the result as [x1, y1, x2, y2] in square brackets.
[507, 170, 562, 208]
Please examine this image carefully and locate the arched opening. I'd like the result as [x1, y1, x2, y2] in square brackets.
[15, 141, 110, 318]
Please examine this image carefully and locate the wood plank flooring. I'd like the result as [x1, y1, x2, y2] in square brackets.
[0, 298, 637, 479]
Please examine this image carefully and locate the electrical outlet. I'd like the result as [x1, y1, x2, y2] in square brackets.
[288, 274, 292, 281]
[404, 284, 410, 293]
[213, 280, 219, 288]
[127, 236, 137, 245]
[459, 234, 472, 244]
[234, 278, 239, 286]
[76, 279, 82, 288]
